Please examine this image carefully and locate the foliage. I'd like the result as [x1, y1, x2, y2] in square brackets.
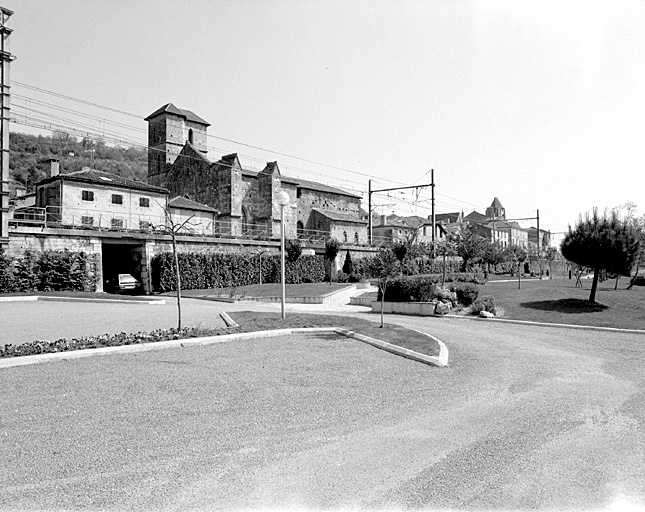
[8, 132, 147, 191]
[324, 238, 341, 284]
[561, 209, 640, 302]
[376, 275, 479, 306]
[369, 248, 401, 327]
[1, 326, 236, 358]
[0, 249, 98, 293]
[391, 240, 408, 262]
[342, 250, 354, 275]
[453, 226, 488, 271]
[285, 238, 303, 263]
[451, 282, 480, 306]
[471, 295, 497, 315]
[151, 251, 325, 292]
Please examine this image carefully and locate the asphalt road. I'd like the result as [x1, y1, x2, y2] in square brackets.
[0, 298, 230, 344]
[1, 316, 644, 510]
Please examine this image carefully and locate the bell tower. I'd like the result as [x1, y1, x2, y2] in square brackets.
[144, 103, 209, 188]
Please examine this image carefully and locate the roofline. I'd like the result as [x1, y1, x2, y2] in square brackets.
[36, 174, 169, 194]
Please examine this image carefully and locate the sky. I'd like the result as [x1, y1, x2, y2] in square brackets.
[6, 0, 645, 245]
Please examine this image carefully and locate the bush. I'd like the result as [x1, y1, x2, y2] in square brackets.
[151, 251, 326, 292]
[450, 282, 480, 306]
[631, 275, 645, 287]
[0, 249, 98, 293]
[471, 295, 497, 315]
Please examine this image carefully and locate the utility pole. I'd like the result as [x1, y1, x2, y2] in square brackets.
[367, 179, 433, 245]
[368, 179, 372, 244]
[0, 6, 13, 248]
[431, 169, 435, 247]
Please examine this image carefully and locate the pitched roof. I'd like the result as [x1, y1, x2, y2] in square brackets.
[465, 210, 486, 222]
[490, 197, 504, 208]
[168, 196, 219, 213]
[312, 208, 367, 225]
[144, 103, 210, 126]
[37, 168, 168, 194]
[435, 212, 461, 223]
[295, 177, 362, 199]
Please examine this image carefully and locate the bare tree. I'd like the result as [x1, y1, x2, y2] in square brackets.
[154, 204, 196, 330]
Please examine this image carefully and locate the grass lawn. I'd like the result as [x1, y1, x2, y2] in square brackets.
[172, 283, 354, 299]
[483, 277, 645, 330]
[229, 311, 441, 358]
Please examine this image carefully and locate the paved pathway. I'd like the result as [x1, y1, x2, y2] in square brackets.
[1, 319, 644, 510]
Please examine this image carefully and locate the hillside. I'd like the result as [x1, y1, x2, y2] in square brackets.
[8, 132, 147, 192]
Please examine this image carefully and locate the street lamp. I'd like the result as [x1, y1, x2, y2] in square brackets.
[276, 190, 290, 319]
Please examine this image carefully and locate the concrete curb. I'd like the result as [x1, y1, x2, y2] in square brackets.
[219, 312, 239, 328]
[0, 295, 165, 305]
[0, 327, 448, 369]
[439, 313, 645, 335]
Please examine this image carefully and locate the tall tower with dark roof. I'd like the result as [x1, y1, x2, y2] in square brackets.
[145, 103, 210, 187]
[485, 197, 506, 220]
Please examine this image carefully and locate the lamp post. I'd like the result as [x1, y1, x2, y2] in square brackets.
[276, 190, 290, 319]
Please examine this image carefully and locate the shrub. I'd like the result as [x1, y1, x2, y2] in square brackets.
[471, 295, 497, 315]
[631, 275, 645, 287]
[348, 272, 363, 283]
[285, 239, 302, 263]
[451, 282, 480, 306]
[342, 250, 354, 274]
[151, 251, 326, 292]
[0, 249, 98, 293]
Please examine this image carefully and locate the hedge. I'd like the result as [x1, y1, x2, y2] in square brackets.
[150, 251, 326, 292]
[0, 249, 99, 293]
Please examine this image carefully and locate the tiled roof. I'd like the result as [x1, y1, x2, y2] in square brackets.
[312, 208, 367, 224]
[435, 212, 461, 223]
[465, 210, 486, 221]
[144, 103, 210, 126]
[168, 196, 219, 213]
[295, 177, 362, 199]
[37, 168, 168, 194]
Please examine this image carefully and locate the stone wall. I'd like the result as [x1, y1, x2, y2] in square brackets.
[297, 188, 361, 230]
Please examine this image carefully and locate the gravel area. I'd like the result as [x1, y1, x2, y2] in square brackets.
[2, 319, 645, 510]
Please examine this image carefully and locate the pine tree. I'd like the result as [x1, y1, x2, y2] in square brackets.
[561, 210, 640, 303]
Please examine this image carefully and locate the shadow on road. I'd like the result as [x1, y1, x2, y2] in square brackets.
[519, 298, 608, 314]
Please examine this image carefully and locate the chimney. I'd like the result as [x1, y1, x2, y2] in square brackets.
[46, 158, 60, 178]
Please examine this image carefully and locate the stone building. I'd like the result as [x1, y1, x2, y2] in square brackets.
[144, 103, 365, 242]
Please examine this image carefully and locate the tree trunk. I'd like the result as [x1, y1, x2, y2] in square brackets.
[589, 267, 600, 303]
[614, 276, 619, 291]
[379, 283, 386, 328]
[628, 263, 640, 290]
[172, 234, 182, 330]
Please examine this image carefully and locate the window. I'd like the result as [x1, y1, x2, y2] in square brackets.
[139, 197, 150, 207]
[297, 189, 302, 198]
[354, 232, 359, 244]
[343, 231, 348, 243]
[81, 190, 94, 201]
[81, 216, 94, 227]
[188, 128, 194, 144]
[112, 194, 123, 205]
[111, 218, 124, 229]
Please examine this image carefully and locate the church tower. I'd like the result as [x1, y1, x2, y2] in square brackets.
[485, 197, 506, 220]
[144, 103, 210, 188]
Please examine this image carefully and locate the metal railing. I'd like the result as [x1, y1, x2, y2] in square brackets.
[10, 206, 394, 247]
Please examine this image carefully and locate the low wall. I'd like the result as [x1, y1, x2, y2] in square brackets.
[370, 301, 437, 316]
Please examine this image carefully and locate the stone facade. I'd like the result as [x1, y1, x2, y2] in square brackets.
[145, 103, 365, 242]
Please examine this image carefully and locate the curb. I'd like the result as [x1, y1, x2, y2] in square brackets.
[0, 327, 448, 369]
[0, 295, 165, 305]
[439, 313, 645, 335]
[219, 312, 239, 328]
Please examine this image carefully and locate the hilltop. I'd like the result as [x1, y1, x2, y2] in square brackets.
[9, 132, 147, 192]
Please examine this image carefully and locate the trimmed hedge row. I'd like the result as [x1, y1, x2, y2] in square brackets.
[0, 249, 99, 293]
[151, 252, 326, 292]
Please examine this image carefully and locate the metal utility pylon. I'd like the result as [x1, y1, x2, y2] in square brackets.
[0, 6, 14, 248]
